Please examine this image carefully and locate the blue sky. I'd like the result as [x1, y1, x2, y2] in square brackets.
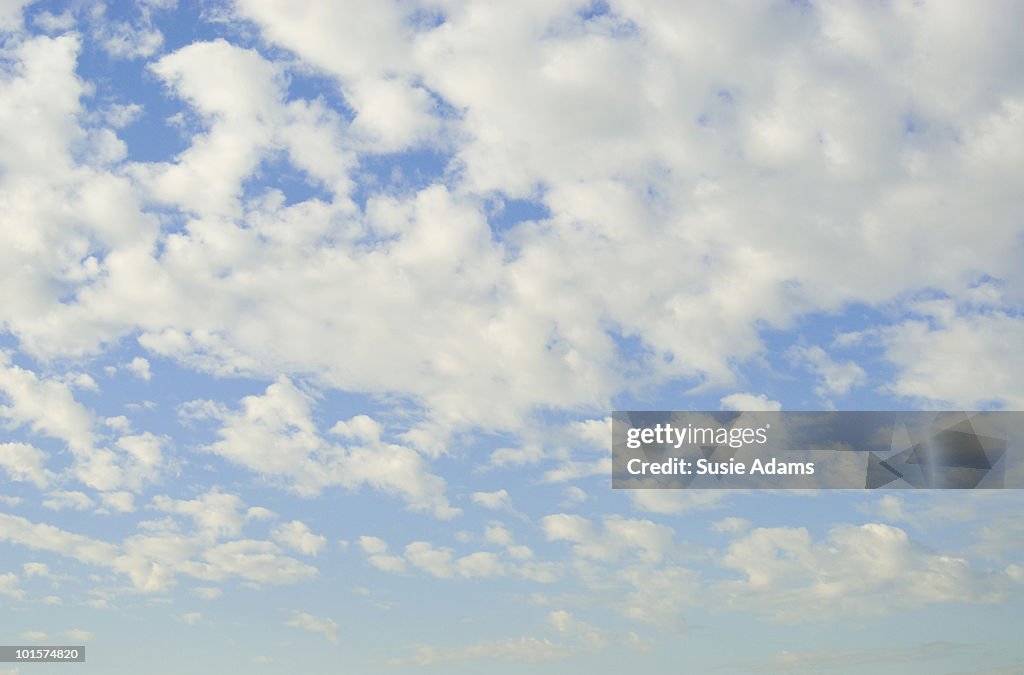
[1, 1, 1023, 673]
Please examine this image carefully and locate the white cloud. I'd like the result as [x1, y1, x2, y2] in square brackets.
[0, 442, 53, 487]
[357, 536, 388, 556]
[1, 1, 1017, 439]
[359, 536, 516, 580]
[718, 523, 1015, 621]
[285, 611, 338, 644]
[180, 613, 201, 625]
[628, 491, 728, 516]
[391, 636, 573, 667]
[153, 489, 252, 541]
[358, 536, 406, 573]
[0, 353, 96, 452]
[720, 392, 782, 412]
[99, 491, 135, 513]
[752, 642, 972, 672]
[879, 310, 1024, 408]
[541, 458, 612, 484]
[470, 489, 513, 512]
[789, 345, 867, 399]
[455, 551, 505, 579]
[366, 554, 406, 574]
[541, 514, 675, 564]
[404, 541, 456, 579]
[710, 517, 751, 534]
[547, 610, 608, 649]
[271, 520, 326, 557]
[195, 378, 458, 518]
[0, 0, 32, 32]
[64, 629, 94, 641]
[139, 39, 285, 216]
[43, 491, 95, 511]
[196, 539, 318, 587]
[0, 3, 1021, 664]
[23, 562, 49, 577]
[0, 510, 317, 593]
[559, 486, 588, 506]
[126, 357, 152, 381]
[567, 417, 611, 451]
[0, 573, 24, 599]
[0, 358, 165, 492]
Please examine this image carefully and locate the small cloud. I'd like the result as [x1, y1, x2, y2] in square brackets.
[192, 587, 222, 600]
[100, 491, 135, 513]
[180, 612, 202, 625]
[285, 611, 338, 644]
[560, 486, 588, 507]
[0, 576, 25, 601]
[271, 521, 326, 556]
[64, 629, 94, 641]
[19, 631, 48, 641]
[789, 345, 866, 398]
[629, 490, 727, 515]
[68, 373, 99, 391]
[710, 517, 751, 534]
[42, 491, 95, 511]
[358, 536, 406, 573]
[34, 10, 76, 32]
[126, 357, 152, 381]
[358, 536, 388, 555]
[720, 392, 782, 411]
[104, 416, 132, 432]
[23, 562, 49, 578]
[470, 489, 513, 512]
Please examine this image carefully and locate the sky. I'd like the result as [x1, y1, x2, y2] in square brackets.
[0, 0, 1023, 673]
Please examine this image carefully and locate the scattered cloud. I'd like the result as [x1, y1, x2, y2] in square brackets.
[285, 611, 338, 644]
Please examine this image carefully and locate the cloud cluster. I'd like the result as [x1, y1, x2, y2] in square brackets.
[190, 377, 458, 517]
[1, 1, 1020, 444]
[0, 490, 320, 594]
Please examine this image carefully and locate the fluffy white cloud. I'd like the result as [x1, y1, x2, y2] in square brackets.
[0, 2, 1020, 430]
[0, 508, 318, 593]
[0, 3, 1021, 665]
[126, 357, 152, 381]
[194, 378, 457, 517]
[0, 353, 96, 452]
[879, 309, 1024, 408]
[153, 490, 253, 540]
[271, 520, 326, 556]
[0, 442, 53, 487]
[0, 357, 166, 492]
[358, 536, 406, 573]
